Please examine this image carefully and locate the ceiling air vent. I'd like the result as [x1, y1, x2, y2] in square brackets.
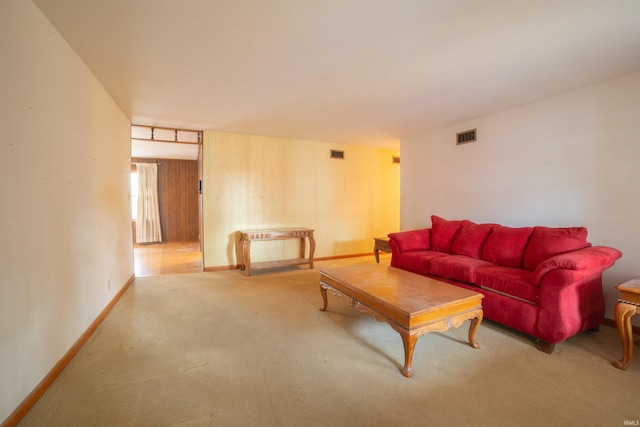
[330, 149, 345, 159]
[392, 156, 400, 164]
[456, 129, 477, 145]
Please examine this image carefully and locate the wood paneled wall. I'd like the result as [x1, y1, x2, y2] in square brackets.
[132, 158, 199, 242]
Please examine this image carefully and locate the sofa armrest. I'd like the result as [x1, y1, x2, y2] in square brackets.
[536, 269, 607, 343]
[388, 229, 431, 253]
[532, 246, 622, 285]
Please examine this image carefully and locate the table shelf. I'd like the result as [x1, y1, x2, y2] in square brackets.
[244, 258, 309, 272]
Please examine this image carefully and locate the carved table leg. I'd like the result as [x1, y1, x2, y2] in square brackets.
[399, 331, 418, 378]
[308, 235, 316, 269]
[319, 283, 328, 311]
[468, 312, 483, 349]
[613, 301, 637, 370]
[241, 238, 251, 276]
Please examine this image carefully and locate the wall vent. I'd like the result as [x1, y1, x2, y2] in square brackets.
[330, 149, 345, 159]
[456, 129, 477, 145]
[392, 156, 400, 164]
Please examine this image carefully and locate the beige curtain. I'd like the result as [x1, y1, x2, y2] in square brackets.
[135, 163, 162, 243]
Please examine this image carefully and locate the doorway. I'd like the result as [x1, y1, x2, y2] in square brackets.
[131, 125, 203, 276]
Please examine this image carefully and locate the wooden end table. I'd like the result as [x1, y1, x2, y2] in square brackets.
[613, 278, 640, 370]
[319, 264, 483, 377]
[374, 237, 391, 263]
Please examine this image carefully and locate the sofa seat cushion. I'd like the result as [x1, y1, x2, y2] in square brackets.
[390, 251, 447, 276]
[481, 225, 534, 268]
[428, 255, 494, 284]
[431, 215, 463, 253]
[523, 226, 589, 271]
[451, 221, 495, 259]
[475, 265, 538, 304]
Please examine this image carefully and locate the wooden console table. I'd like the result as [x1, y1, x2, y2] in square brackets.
[613, 278, 640, 370]
[239, 228, 315, 276]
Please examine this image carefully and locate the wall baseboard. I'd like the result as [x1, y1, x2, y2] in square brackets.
[314, 253, 372, 261]
[204, 253, 376, 271]
[1, 274, 135, 427]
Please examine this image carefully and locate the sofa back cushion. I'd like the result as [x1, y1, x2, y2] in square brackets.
[450, 221, 495, 259]
[481, 225, 534, 268]
[523, 226, 589, 271]
[431, 215, 463, 253]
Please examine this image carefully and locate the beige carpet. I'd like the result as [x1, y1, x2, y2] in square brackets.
[19, 255, 639, 426]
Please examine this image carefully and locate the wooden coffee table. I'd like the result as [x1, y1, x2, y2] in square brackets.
[319, 264, 483, 377]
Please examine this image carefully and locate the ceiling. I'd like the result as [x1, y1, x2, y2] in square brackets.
[34, 0, 640, 157]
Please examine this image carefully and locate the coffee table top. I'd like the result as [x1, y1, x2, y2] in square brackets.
[320, 264, 482, 328]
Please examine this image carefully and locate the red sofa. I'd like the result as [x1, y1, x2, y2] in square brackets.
[388, 215, 622, 353]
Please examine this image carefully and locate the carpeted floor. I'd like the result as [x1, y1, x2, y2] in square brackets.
[18, 255, 640, 426]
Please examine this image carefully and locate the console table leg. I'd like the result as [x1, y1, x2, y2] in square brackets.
[399, 332, 418, 378]
[308, 235, 316, 269]
[241, 238, 251, 276]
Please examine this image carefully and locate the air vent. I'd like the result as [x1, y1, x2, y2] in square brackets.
[392, 156, 400, 164]
[330, 149, 345, 159]
[456, 129, 477, 145]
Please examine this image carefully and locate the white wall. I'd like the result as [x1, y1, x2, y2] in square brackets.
[0, 0, 134, 421]
[400, 70, 640, 325]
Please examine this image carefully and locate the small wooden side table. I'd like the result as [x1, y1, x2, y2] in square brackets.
[374, 237, 391, 263]
[613, 278, 640, 370]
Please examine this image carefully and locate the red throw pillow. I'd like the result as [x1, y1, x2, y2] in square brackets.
[451, 221, 495, 259]
[523, 226, 589, 271]
[481, 225, 534, 268]
[430, 215, 464, 253]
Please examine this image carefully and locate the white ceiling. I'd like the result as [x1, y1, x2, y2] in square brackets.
[34, 0, 640, 154]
